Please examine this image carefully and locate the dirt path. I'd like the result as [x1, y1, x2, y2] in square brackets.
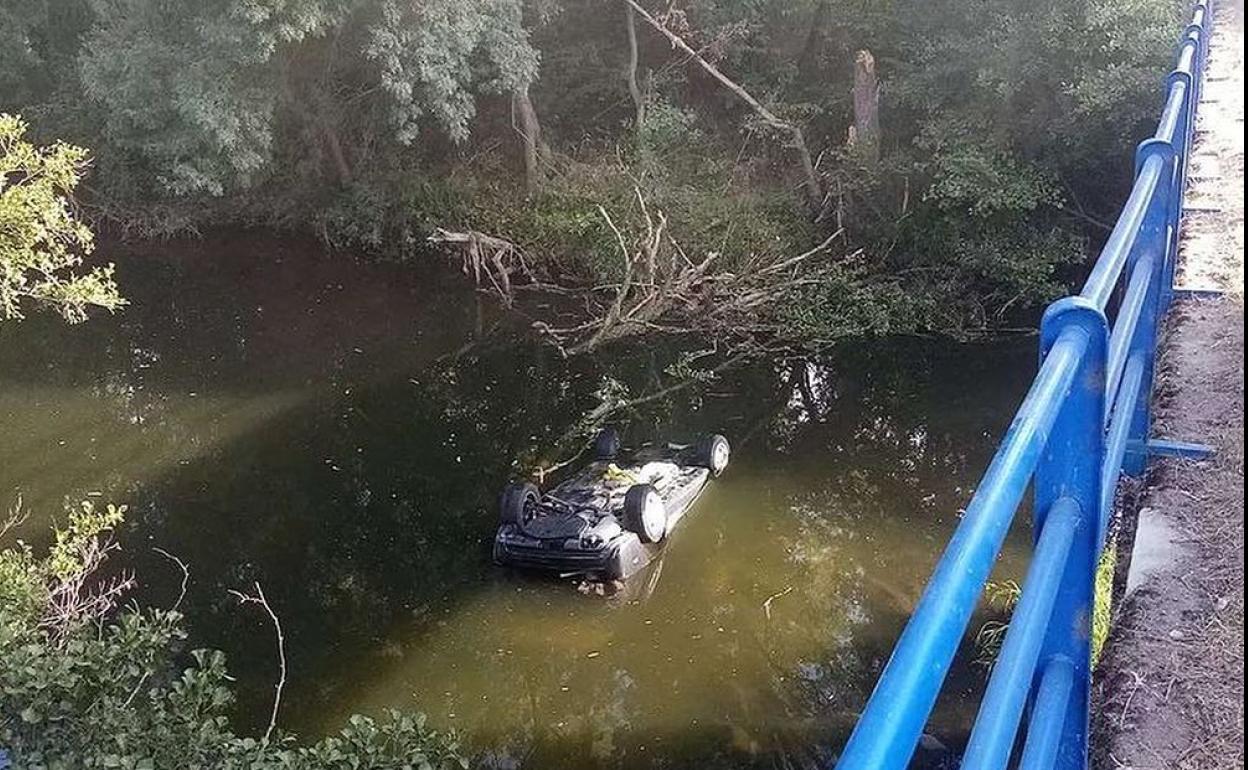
[1092, 1, 1245, 768]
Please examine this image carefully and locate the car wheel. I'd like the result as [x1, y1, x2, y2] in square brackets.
[623, 484, 666, 543]
[499, 482, 540, 525]
[593, 426, 621, 460]
[695, 434, 731, 477]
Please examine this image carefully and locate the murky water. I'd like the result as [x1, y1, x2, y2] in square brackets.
[0, 234, 1036, 768]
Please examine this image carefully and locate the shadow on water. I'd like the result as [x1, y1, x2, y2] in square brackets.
[0, 233, 1037, 768]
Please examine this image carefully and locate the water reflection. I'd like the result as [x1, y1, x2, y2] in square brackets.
[0, 234, 1035, 768]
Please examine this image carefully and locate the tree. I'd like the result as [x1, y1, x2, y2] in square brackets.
[71, 0, 540, 197]
[0, 113, 123, 324]
[0, 0, 1185, 345]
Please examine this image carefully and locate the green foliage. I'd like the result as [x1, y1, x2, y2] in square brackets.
[63, 0, 540, 197]
[1092, 534, 1118, 666]
[0, 0, 1186, 344]
[0, 113, 123, 323]
[319, 175, 470, 258]
[0, 503, 468, 769]
[974, 580, 1023, 671]
[78, 0, 346, 196]
[917, 119, 1060, 217]
[366, 0, 538, 145]
[45, 500, 126, 581]
[971, 538, 1117, 674]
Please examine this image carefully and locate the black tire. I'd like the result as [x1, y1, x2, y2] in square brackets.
[694, 434, 731, 477]
[499, 482, 540, 526]
[592, 426, 621, 460]
[622, 483, 666, 543]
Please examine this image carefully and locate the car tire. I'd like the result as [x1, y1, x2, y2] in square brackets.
[593, 426, 621, 460]
[694, 434, 731, 477]
[623, 484, 666, 543]
[499, 482, 540, 525]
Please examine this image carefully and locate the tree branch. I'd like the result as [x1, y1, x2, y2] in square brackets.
[621, 0, 823, 211]
[152, 547, 189, 612]
[229, 582, 286, 744]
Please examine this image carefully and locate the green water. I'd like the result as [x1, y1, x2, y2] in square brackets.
[0, 233, 1037, 769]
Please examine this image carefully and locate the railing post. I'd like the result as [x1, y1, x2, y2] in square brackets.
[1125, 138, 1175, 475]
[1033, 296, 1107, 770]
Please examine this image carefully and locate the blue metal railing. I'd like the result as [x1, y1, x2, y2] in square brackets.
[835, 3, 1212, 768]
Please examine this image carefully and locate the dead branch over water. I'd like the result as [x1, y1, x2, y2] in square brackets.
[229, 581, 287, 744]
[431, 188, 849, 356]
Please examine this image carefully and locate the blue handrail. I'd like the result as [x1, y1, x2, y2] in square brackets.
[834, 2, 1212, 768]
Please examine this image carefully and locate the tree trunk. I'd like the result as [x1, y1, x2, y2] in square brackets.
[514, 82, 543, 192]
[796, 0, 832, 82]
[622, 0, 823, 213]
[625, 2, 646, 133]
[849, 49, 880, 161]
[320, 119, 352, 185]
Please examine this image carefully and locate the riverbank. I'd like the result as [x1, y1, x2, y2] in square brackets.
[1092, 1, 1245, 766]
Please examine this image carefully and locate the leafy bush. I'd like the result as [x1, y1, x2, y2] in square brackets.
[0, 114, 123, 324]
[0, 501, 468, 770]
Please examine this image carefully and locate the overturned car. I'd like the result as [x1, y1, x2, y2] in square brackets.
[493, 429, 730, 581]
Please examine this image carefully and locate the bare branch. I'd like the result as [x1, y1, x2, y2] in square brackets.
[152, 547, 189, 612]
[39, 532, 134, 645]
[429, 227, 538, 306]
[756, 228, 844, 276]
[1, 495, 29, 543]
[435, 187, 847, 356]
[624, 2, 646, 132]
[229, 582, 286, 744]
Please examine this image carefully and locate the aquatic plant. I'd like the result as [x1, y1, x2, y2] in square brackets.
[973, 538, 1119, 673]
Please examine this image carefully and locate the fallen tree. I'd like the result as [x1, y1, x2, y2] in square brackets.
[430, 187, 851, 356]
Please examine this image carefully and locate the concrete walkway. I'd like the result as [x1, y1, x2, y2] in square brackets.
[1092, 1, 1245, 768]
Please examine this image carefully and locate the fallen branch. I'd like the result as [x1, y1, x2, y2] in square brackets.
[763, 586, 794, 620]
[428, 228, 532, 306]
[432, 188, 847, 356]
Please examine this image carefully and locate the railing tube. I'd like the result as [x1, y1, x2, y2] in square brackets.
[1105, 254, 1156, 414]
[1018, 658, 1077, 770]
[1162, 54, 1196, 309]
[1080, 155, 1166, 310]
[1155, 80, 1188, 145]
[834, 327, 1088, 770]
[1101, 353, 1148, 536]
[960, 497, 1084, 770]
[1124, 138, 1175, 475]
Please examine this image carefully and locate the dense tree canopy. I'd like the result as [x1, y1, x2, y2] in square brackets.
[0, 0, 1182, 345]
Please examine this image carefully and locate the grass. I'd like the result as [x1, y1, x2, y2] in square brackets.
[1091, 533, 1118, 667]
[974, 537, 1119, 674]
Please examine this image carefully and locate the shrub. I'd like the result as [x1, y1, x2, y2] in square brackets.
[0, 501, 467, 770]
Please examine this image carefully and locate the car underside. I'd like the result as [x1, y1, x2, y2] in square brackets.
[493, 431, 730, 581]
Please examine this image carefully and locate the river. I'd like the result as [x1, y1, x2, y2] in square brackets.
[0, 233, 1036, 768]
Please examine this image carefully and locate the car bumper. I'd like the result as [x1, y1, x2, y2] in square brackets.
[493, 527, 653, 580]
